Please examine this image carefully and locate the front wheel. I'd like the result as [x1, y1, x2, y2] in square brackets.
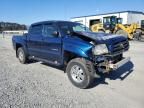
[66, 58, 94, 89]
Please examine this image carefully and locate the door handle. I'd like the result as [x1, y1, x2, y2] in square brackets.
[51, 49, 58, 51]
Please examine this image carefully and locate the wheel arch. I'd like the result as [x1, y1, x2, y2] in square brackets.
[16, 43, 28, 57]
[63, 50, 88, 66]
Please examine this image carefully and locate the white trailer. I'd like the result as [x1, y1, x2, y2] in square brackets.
[71, 11, 144, 28]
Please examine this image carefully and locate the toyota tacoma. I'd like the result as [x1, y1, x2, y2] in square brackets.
[12, 21, 130, 89]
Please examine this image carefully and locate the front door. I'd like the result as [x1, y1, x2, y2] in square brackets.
[41, 23, 62, 65]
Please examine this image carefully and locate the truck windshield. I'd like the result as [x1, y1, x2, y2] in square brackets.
[58, 22, 91, 35]
[72, 23, 90, 32]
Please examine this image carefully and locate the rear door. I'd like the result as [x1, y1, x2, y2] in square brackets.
[41, 23, 62, 65]
[27, 24, 43, 58]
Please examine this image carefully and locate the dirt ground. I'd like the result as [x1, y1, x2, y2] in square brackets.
[0, 34, 144, 108]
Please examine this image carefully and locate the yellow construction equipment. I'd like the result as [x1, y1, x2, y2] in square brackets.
[91, 23, 104, 33]
[115, 23, 138, 39]
[91, 16, 141, 40]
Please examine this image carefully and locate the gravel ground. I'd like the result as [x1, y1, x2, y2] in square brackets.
[0, 35, 144, 108]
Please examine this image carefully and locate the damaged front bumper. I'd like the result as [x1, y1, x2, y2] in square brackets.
[108, 57, 130, 70]
[94, 54, 130, 73]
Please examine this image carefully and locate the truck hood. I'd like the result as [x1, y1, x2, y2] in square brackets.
[74, 31, 127, 45]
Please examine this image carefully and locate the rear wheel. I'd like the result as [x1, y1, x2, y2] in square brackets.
[66, 58, 94, 89]
[17, 47, 27, 64]
[115, 29, 128, 38]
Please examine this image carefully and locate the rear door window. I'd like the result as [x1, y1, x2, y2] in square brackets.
[29, 24, 42, 36]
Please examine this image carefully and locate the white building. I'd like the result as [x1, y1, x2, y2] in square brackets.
[71, 11, 144, 28]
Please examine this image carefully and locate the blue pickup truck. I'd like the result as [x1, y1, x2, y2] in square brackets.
[12, 21, 130, 88]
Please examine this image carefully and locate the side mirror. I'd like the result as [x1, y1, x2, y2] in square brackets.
[52, 31, 59, 37]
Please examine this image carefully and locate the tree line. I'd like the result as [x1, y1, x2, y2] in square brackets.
[0, 22, 27, 32]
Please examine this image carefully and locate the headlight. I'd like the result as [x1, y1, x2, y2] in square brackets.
[92, 44, 108, 55]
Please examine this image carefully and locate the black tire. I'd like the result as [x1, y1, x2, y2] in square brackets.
[66, 58, 94, 89]
[17, 47, 27, 64]
[134, 29, 142, 41]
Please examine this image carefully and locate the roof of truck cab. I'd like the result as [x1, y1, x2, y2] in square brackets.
[31, 20, 73, 26]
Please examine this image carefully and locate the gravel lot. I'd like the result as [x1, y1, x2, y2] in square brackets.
[0, 34, 144, 108]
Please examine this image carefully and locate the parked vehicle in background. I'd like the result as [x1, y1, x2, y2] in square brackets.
[91, 16, 143, 40]
[12, 21, 130, 89]
[71, 11, 144, 40]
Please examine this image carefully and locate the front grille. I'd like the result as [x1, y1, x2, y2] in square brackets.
[112, 40, 129, 53]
